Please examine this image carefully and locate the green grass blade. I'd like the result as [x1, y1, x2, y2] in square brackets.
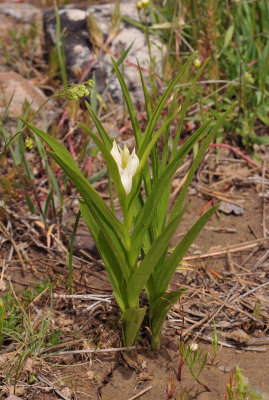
[55, 3, 67, 86]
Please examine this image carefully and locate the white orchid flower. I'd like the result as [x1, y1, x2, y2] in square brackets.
[110, 140, 139, 195]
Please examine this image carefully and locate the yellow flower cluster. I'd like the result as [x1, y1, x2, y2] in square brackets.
[57, 80, 95, 100]
[25, 136, 34, 150]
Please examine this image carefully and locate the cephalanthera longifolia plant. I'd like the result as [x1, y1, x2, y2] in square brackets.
[21, 53, 233, 349]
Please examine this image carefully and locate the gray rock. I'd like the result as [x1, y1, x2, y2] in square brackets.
[0, 71, 53, 127]
[43, 2, 165, 104]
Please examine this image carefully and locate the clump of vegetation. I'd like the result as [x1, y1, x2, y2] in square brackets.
[0, 0, 267, 397]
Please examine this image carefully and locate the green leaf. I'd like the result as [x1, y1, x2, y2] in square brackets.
[83, 102, 112, 149]
[135, 108, 181, 177]
[127, 202, 189, 307]
[121, 307, 147, 346]
[137, 61, 152, 120]
[135, 61, 153, 199]
[156, 205, 219, 296]
[131, 120, 212, 253]
[79, 200, 128, 311]
[138, 52, 197, 159]
[150, 290, 185, 349]
[170, 103, 236, 221]
[111, 57, 142, 148]
[42, 189, 54, 222]
[171, 59, 210, 160]
[111, 41, 135, 74]
[253, 135, 269, 145]
[121, 16, 151, 33]
[21, 120, 130, 249]
[77, 122, 127, 216]
[20, 119, 84, 177]
[67, 210, 81, 290]
[49, 151, 130, 250]
[224, 24, 235, 49]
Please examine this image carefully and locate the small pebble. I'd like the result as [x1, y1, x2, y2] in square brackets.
[218, 364, 233, 373]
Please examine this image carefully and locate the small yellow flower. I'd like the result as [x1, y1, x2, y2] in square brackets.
[244, 72, 254, 84]
[136, 1, 143, 10]
[25, 136, 34, 150]
[194, 58, 201, 68]
[110, 141, 139, 195]
[142, 0, 149, 7]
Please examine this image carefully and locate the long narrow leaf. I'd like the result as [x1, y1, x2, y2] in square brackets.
[77, 122, 127, 216]
[84, 102, 112, 149]
[20, 119, 84, 177]
[21, 120, 130, 248]
[138, 52, 197, 159]
[49, 151, 130, 250]
[150, 289, 185, 349]
[79, 201, 127, 311]
[131, 120, 212, 251]
[170, 59, 209, 160]
[126, 202, 189, 307]
[111, 41, 135, 74]
[156, 205, 219, 296]
[169, 103, 236, 221]
[137, 61, 152, 121]
[135, 108, 180, 177]
[111, 57, 142, 147]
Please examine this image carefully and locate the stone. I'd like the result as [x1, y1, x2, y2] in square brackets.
[219, 200, 244, 215]
[0, 71, 52, 119]
[43, 2, 165, 104]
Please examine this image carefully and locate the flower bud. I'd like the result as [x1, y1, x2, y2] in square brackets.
[110, 140, 139, 195]
[194, 58, 201, 68]
[136, 1, 143, 10]
[190, 343, 198, 352]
